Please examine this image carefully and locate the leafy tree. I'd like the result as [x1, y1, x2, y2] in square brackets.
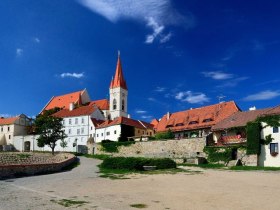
[34, 108, 66, 155]
[155, 129, 175, 140]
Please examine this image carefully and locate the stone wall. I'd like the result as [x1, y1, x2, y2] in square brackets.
[237, 149, 258, 166]
[94, 138, 206, 161]
[0, 153, 76, 179]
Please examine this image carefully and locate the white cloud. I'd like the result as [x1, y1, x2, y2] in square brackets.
[141, 115, 153, 120]
[60, 72, 85, 79]
[243, 90, 280, 101]
[145, 17, 165, 44]
[16, 48, 23, 57]
[34, 37, 40, 43]
[175, 91, 210, 104]
[202, 71, 233, 80]
[135, 110, 147, 114]
[217, 77, 248, 88]
[148, 97, 156, 102]
[78, 0, 193, 44]
[160, 32, 172, 43]
[0, 114, 12, 118]
[154, 86, 166, 92]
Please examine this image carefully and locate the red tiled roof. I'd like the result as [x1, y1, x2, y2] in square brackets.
[89, 99, 109, 110]
[42, 90, 84, 112]
[263, 105, 280, 116]
[110, 54, 128, 90]
[97, 117, 153, 130]
[156, 101, 240, 133]
[53, 105, 98, 118]
[0, 116, 19, 125]
[150, 119, 159, 129]
[212, 108, 271, 131]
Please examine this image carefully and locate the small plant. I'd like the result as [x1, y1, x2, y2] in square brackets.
[130, 203, 148, 208]
[16, 153, 31, 159]
[51, 199, 88, 207]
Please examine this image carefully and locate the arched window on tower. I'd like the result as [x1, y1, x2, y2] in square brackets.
[122, 99, 125, 111]
[113, 99, 117, 110]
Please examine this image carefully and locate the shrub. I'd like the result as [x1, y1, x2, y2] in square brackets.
[100, 141, 135, 153]
[155, 129, 175, 140]
[246, 122, 261, 155]
[203, 147, 232, 164]
[100, 157, 176, 171]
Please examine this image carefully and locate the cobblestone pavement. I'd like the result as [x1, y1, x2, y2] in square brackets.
[1, 157, 280, 210]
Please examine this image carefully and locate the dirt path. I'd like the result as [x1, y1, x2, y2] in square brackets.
[0, 157, 279, 210]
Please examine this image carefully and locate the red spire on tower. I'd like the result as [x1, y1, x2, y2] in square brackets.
[110, 51, 128, 90]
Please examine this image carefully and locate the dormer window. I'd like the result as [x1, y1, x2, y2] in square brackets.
[188, 116, 199, 125]
[203, 118, 213, 123]
[189, 121, 198, 125]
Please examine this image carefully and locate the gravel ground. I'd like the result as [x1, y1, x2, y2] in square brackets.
[1, 157, 280, 210]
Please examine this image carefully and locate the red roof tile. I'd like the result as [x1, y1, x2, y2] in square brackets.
[42, 90, 86, 112]
[0, 116, 19, 125]
[53, 105, 98, 118]
[89, 99, 109, 110]
[150, 119, 159, 130]
[97, 117, 153, 130]
[212, 108, 271, 131]
[110, 54, 127, 90]
[156, 101, 240, 133]
[263, 105, 280, 116]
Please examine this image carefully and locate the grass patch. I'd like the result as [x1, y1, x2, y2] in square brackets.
[99, 168, 133, 180]
[230, 166, 280, 171]
[130, 203, 148, 208]
[51, 199, 88, 207]
[83, 154, 111, 160]
[16, 153, 31, 159]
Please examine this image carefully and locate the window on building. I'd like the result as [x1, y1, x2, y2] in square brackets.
[69, 119, 72, 125]
[75, 118, 78, 124]
[113, 99, 117, 110]
[122, 99, 125, 111]
[101, 133, 103, 136]
[270, 143, 279, 156]
[1, 127, 3, 132]
[138, 130, 140, 134]
[9, 135, 11, 139]
[106, 132, 110, 136]
[7, 126, 10, 131]
[81, 128, 84, 134]
[91, 126, 93, 130]
[97, 134, 99, 137]
[273, 127, 279, 133]
[69, 129, 71, 134]
[114, 130, 117, 134]
[143, 131, 145, 134]
[77, 129, 80, 135]
[81, 118, 85, 124]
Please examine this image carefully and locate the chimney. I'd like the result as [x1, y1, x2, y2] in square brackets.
[167, 112, 170, 120]
[127, 114, 131, 118]
[69, 103, 74, 111]
[249, 106, 256, 111]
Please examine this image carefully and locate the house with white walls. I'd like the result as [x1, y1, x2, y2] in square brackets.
[52, 103, 105, 153]
[259, 106, 280, 167]
[95, 116, 154, 142]
[0, 114, 32, 150]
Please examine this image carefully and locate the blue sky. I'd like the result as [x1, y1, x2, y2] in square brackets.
[1, 0, 280, 121]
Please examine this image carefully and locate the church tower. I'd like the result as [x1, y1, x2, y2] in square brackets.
[109, 52, 128, 120]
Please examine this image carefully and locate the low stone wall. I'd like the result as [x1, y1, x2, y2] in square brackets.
[94, 138, 206, 160]
[237, 149, 258, 166]
[0, 153, 76, 179]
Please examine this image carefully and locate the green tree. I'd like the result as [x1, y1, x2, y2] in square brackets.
[34, 108, 66, 155]
[60, 139, 68, 151]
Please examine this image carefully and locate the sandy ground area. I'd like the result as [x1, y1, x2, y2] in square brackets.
[0, 157, 280, 210]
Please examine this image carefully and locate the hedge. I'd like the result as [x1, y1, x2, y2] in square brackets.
[246, 122, 261, 155]
[100, 157, 177, 170]
[101, 140, 135, 153]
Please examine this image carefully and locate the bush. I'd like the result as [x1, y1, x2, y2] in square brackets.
[246, 122, 261, 155]
[155, 129, 175, 140]
[100, 157, 176, 171]
[100, 141, 135, 153]
[203, 147, 232, 164]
